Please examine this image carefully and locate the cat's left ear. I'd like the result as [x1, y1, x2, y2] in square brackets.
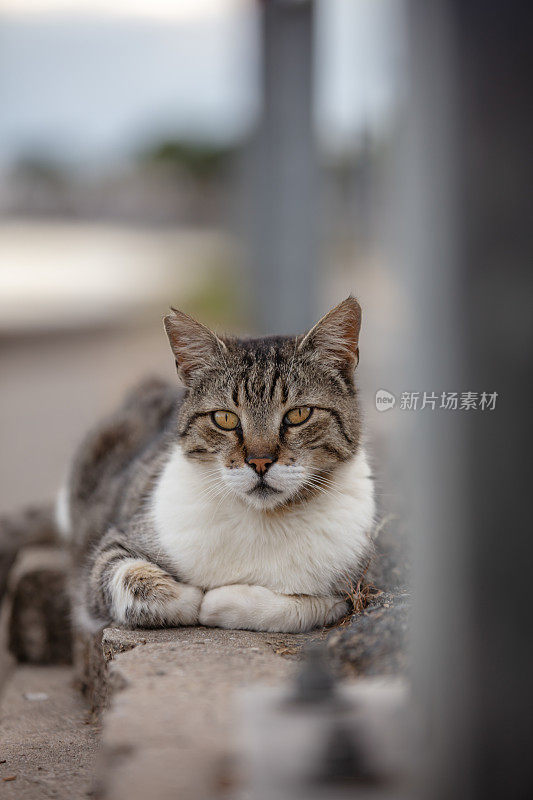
[163, 308, 226, 383]
[298, 296, 362, 372]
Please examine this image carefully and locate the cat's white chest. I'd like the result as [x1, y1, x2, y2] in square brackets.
[150, 447, 375, 595]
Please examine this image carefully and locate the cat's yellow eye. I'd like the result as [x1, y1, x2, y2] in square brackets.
[284, 406, 312, 426]
[212, 410, 240, 431]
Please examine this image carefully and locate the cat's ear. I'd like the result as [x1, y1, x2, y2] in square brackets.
[163, 308, 226, 383]
[298, 296, 362, 372]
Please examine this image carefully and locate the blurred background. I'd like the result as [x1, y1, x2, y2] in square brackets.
[0, 0, 403, 513]
[2, 2, 532, 797]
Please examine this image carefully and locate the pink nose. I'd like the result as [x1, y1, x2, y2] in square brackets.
[246, 455, 276, 475]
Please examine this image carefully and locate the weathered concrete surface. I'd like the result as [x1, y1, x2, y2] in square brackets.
[74, 628, 114, 715]
[0, 665, 100, 799]
[0, 614, 409, 800]
[0, 595, 15, 696]
[327, 592, 410, 677]
[6, 547, 72, 664]
[89, 626, 327, 800]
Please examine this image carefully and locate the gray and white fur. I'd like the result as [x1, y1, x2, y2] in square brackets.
[58, 297, 375, 633]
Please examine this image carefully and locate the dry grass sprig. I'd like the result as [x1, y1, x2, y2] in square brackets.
[326, 562, 383, 630]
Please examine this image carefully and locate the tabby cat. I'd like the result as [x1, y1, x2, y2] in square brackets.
[57, 297, 375, 633]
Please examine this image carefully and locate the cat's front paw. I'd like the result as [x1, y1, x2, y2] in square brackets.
[174, 583, 205, 626]
[323, 596, 350, 625]
[199, 585, 349, 632]
[112, 559, 204, 627]
[199, 584, 268, 630]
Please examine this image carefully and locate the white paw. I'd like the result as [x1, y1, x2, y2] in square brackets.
[173, 584, 204, 626]
[324, 597, 350, 625]
[199, 586, 349, 632]
[199, 584, 269, 630]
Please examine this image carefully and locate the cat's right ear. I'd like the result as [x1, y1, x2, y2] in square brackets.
[163, 308, 226, 383]
[298, 296, 362, 374]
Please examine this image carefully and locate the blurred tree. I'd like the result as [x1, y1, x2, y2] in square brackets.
[139, 139, 237, 181]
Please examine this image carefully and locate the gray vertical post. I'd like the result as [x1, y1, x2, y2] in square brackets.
[404, 1, 533, 797]
[248, 0, 319, 335]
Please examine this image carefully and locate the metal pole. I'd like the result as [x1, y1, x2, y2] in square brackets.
[247, 0, 319, 335]
[404, 1, 533, 796]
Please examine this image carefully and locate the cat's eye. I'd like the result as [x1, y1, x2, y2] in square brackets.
[212, 410, 240, 430]
[284, 406, 312, 426]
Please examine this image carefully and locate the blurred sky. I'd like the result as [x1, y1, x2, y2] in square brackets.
[0, 0, 400, 170]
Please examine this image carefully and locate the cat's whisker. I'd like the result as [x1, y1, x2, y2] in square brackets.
[302, 478, 345, 503]
[309, 482, 345, 501]
[196, 484, 228, 505]
[306, 474, 337, 489]
[306, 471, 346, 496]
[205, 485, 239, 524]
[193, 483, 220, 501]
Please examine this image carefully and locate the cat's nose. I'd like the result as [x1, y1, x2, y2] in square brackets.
[246, 455, 276, 475]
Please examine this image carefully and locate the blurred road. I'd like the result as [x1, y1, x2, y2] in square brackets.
[0, 665, 100, 799]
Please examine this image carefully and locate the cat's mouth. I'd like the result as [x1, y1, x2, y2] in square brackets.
[220, 464, 303, 509]
[248, 480, 282, 497]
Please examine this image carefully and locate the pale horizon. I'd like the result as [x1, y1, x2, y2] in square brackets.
[0, 0, 246, 22]
[0, 0, 399, 169]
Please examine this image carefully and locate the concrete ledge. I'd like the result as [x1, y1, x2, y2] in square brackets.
[76, 623, 410, 799]
[77, 625, 322, 799]
[76, 623, 320, 714]
[327, 592, 410, 677]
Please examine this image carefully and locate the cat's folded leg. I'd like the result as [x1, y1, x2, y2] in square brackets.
[87, 533, 203, 628]
[199, 584, 348, 633]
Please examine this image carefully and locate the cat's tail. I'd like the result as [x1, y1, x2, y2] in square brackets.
[0, 502, 60, 597]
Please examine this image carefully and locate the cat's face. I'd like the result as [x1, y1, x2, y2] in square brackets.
[164, 298, 362, 511]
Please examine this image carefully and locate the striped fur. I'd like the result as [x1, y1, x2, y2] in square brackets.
[62, 298, 375, 633]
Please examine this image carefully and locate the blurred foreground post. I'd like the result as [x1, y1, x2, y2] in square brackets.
[248, 0, 319, 334]
[405, 2, 533, 797]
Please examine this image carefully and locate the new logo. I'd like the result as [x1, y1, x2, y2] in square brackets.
[375, 389, 396, 412]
